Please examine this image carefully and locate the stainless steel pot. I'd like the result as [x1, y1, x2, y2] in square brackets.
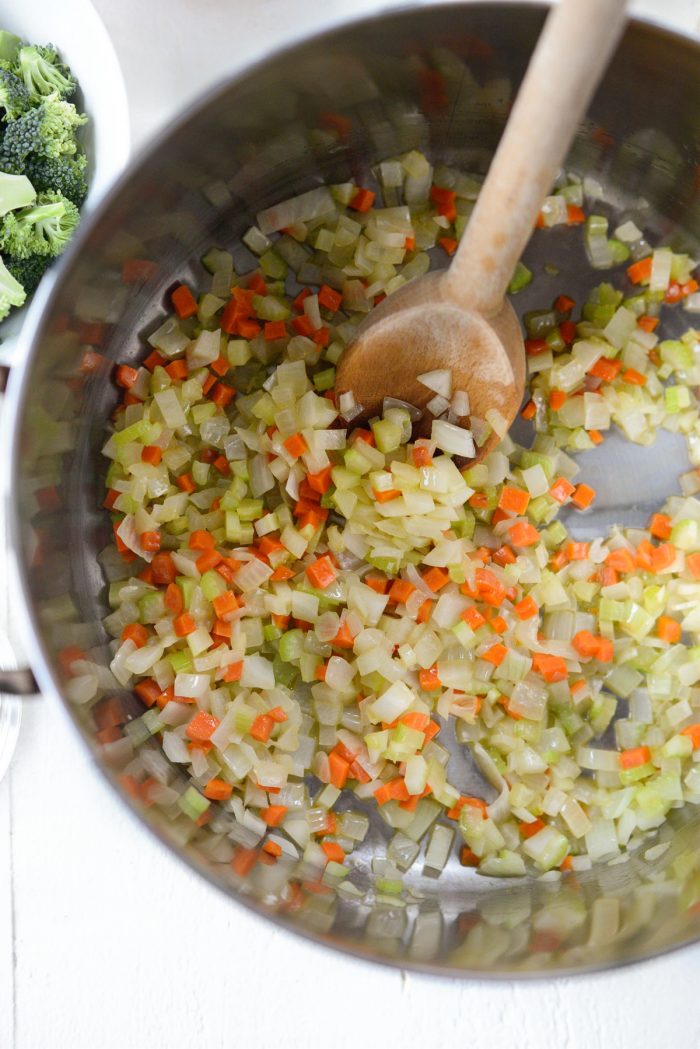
[5, 2, 700, 977]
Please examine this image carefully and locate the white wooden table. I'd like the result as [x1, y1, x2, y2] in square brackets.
[4, 2, 700, 1047]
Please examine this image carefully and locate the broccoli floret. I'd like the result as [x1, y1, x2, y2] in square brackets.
[0, 172, 35, 217]
[17, 44, 76, 103]
[0, 32, 21, 64]
[4, 251, 51, 294]
[0, 95, 86, 171]
[0, 254, 26, 320]
[0, 66, 30, 120]
[0, 191, 79, 259]
[21, 152, 87, 206]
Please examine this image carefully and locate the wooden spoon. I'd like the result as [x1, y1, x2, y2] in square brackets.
[335, 0, 628, 461]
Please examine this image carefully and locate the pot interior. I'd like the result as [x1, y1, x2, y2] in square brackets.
[10, 3, 700, 976]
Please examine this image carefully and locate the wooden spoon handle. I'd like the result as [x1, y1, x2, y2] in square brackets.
[444, 0, 628, 316]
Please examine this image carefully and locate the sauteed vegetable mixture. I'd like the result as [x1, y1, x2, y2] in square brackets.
[101, 150, 700, 882]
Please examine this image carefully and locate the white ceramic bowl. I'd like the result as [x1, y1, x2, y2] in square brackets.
[0, 0, 131, 366]
[0, 0, 130, 779]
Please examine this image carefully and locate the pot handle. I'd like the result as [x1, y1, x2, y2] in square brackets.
[0, 667, 38, 695]
[0, 367, 39, 696]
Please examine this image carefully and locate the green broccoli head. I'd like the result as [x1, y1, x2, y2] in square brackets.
[4, 251, 51, 294]
[18, 44, 76, 103]
[0, 191, 79, 259]
[0, 95, 86, 172]
[0, 254, 27, 320]
[0, 66, 30, 120]
[21, 152, 88, 206]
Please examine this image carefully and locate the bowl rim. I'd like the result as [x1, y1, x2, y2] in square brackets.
[5, 1, 700, 980]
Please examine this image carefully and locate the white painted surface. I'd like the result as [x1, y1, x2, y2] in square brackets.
[4, 1, 700, 1047]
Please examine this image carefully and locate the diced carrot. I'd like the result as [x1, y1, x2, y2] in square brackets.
[508, 521, 540, 547]
[121, 622, 149, 648]
[554, 294, 575, 313]
[262, 805, 288, 827]
[619, 745, 651, 769]
[261, 320, 285, 342]
[588, 357, 621, 383]
[638, 315, 659, 333]
[306, 555, 337, 589]
[307, 466, 333, 495]
[231, 847, 258, 876]
[462, 606, 486, 631]
[649, 513, 672, 540]
[559, 320, 577, 345]
[595, 638, 614, 663]
[412, 445, 433, 467]
[349, 187, 375, 212]
[373, 487, 401, 503]
[489, 615, 507, 634]
[212, 590, 239, 618]
[331, 620, 354, 649]
[317, 284, 342, 312]
[525, 337, 547, 356]
[681, 724, 700, 749]
[482, 643, 507, 667]
[196, 548, 223, 573]
[571, 483, 596, 510]
[566, 542, 589, 561]
[210, 382, 236, 408]
[270, 565, 295, 582]
[210, 354, 229, 377]
[140, 530, 161, 552]
[687, 553, 700, 579]
[587, 429, 604, 445]
[519, 818, 546, 839]
[459, 847, 480, 867]
[447, 796, 487, 820]
[621, 368, 647, 386]
[134, 678, 162, 708]
[548, 389, 567, 412]
[513, 595, 538, 620]
[404, 236, 416, 252]
[165, 359, 188, 382]
[567, 204, 585, 224]
[521, 399, 537, 420]
[635, 540, 655, 572]
[419, 665, 442, 691]
[438, 236, 458, 255]
[572, 630, 601, 659]
[204, 778, 233, 801]
[321, 841, 345, 864]
[141, 445, 163, 466]
[283, 432, 308, 459]
[627, 256, 652, 285]
[174, 612, 196, 637]
[222, 660, 243, 683]
[186, 710, 220, 741]
[151, 552, 177, 585]
[606, 547, 636, 573]
[422, 566, 450, 592]
[657, 615, 681, 643]
[251, 714, 274, 742]
[532, 653, 568, 682]
[262, 840, 282, 859]
[416, 599, 433, 624]
[176, 473, 196, 494]
[374, 777, 410, 805]
[549, 477, 576, 504]
[388, 578, 415, 604]
[492, 544, 516, 567]
[328, 751, 350, 789]
[171, 284, 198, 319]
[652, 542, 676, 572]
[498, 485, 531, 515]
[115, 364, 139, 389]
[399, 712, 430, 732]
[365, 573, 389, 594]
